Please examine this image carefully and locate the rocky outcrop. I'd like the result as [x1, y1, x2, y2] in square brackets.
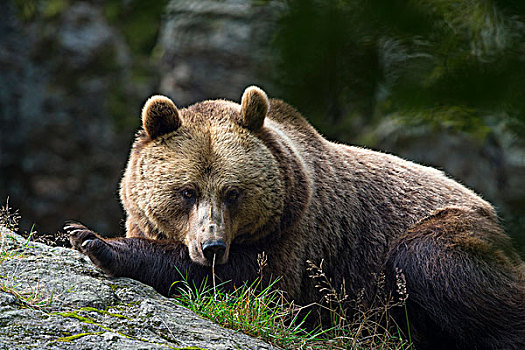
[158, 0, 283, 106]
[0, 226, 275, 349]
[0, 1, 145, 236]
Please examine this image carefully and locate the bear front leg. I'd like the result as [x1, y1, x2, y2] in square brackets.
[65, 222, 265, 297]
[65, 222, 190, 295]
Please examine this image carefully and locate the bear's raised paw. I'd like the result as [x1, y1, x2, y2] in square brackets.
[64, 222, 105, 255]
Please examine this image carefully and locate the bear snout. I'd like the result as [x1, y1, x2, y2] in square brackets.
[187, 221, 231, 266]
[201, 239, 227, 262]
[188, 237, 230, 266]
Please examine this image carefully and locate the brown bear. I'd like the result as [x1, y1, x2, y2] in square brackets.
[66, 86, 525, 350]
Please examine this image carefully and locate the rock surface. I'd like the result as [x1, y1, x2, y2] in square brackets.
[0, 0, 145, 236]
[158, 0, 283, 106]
[0, 226, 276, 350]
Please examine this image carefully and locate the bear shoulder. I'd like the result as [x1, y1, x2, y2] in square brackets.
[267, 99, 318, 133]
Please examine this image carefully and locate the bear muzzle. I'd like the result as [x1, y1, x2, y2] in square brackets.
[190, 233, 230, 266]
[187, 201, 232, 265]
[201, 239, 227, 262]
[188, 225, 231, 266]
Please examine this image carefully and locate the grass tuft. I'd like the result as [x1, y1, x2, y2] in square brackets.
[172, 254, 413, 349]
[0, 199, 55, 309]
[0, 280, 55, 310]
[306, 260, 412, 349]
[0, 198, 20, 233]
[172, 253, 322, 349]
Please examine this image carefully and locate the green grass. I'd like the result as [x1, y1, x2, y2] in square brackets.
[172, 277, 323, 349]
[171, 259, 413, 350]
[0, 281, 55, 309]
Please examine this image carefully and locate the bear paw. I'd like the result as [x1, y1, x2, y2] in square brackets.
[64, 221, 105, 254]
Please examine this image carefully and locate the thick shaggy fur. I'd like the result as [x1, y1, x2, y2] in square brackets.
[67, 86, 525, 350]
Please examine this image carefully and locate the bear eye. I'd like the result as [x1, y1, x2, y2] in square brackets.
[181, 188, 197, 203]
[224, 188, 240, 205]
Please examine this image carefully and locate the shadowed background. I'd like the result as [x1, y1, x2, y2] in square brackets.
[1, 0, 524, 256]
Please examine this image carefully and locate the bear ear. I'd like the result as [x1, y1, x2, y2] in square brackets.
[237, 86, 269, 131]
[141, 95, 181, 139]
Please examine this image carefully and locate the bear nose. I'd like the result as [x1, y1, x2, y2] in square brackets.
[201, 239, 226, 262]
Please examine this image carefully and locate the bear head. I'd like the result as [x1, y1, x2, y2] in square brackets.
[120, 87, 284, 266]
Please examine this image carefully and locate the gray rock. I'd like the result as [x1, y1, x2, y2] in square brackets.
[158, 0, 284, 106]
[0, 226, 277, 349]
[0, 0, 142, 236]
[58, 2, 129, 69]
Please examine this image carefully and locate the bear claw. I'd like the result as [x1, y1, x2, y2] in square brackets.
[64, 222, 102, 254]
[81, 239, 94, 248]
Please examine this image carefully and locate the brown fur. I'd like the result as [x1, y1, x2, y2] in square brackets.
[386, 207, 524, 349]
[67, 86, 525, 350]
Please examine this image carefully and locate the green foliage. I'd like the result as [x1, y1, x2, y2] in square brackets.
[274, 0, 525, 141]
[102, 0, 169, 55]
[13, 0, 72, 21]
[274, 0, 525, 254]
[100, 0, 170, 130]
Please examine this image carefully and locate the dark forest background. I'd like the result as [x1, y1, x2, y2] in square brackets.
[1, 0, 524, 256]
